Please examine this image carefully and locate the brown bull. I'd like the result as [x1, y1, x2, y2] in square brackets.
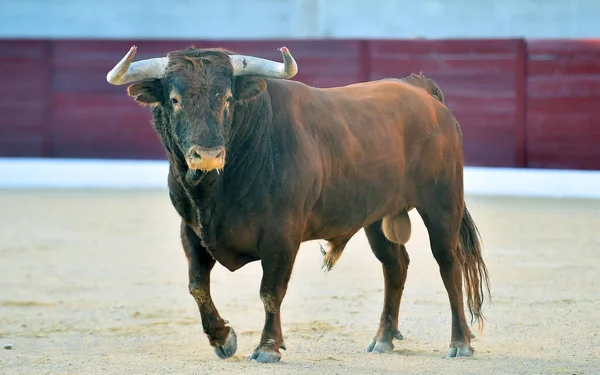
[106, 45, 490, 363]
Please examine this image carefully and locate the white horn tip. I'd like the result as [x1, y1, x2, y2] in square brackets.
[277, 46, 298, 78]
[124, 45, 138, 62]
[106, 45, 139, 84]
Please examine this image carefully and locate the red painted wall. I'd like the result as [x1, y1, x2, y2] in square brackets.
[1, 38, 599, 170]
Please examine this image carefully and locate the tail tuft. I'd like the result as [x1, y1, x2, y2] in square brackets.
[320, 238, 349, 272]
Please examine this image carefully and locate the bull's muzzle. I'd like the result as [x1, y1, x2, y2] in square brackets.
[186, 146, 226, 172]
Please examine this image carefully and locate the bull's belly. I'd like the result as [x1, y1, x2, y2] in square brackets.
[303, 187, 407, 241]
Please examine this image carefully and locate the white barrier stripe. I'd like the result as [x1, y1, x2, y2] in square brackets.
[463, 166, 600, 199]
[0, 158, 599, 199]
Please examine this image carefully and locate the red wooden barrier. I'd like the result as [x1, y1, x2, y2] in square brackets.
[0, 41, 52, 157]
[1, 38, 599, 170]
[527, 40, 600, 170]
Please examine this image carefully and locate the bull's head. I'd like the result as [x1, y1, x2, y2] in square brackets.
[106, 46, 298, 173]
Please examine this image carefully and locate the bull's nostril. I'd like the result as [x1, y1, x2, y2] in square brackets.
[202, 147, 225, 159]
[188, 147, 203, 160]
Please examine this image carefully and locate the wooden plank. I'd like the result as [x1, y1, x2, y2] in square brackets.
[514, 39, 528, 167]
[444, 96, 517, 114]
[40, 41, 54, 157]
[527, 39, 600, 55]
[527, 97, 600, 114]
[528, 58, 600, 75]
[0, 137, 45, 157]
[0, 40, 47, 58]
[528, 76, 600, 97]
[370, 58, 517, 76]
[369, 39, 519, 55]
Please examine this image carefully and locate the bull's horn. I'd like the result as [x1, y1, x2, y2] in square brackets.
[106, 45, 168, 85]
[229, 46, 298, 79]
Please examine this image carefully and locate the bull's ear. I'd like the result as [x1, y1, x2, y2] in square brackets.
[234, 77, 266, 101]
[127, 80, 162, 106]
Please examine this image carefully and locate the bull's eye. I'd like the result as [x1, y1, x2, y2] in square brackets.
[171, 98, 179, 104]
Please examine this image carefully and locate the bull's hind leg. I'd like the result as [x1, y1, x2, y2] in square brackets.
[416, 187, 474, 358]
[364, 220, 410, 353]
[181, 221, 237, 359]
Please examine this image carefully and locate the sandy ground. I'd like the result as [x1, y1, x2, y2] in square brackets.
[0, 190, 599, 375]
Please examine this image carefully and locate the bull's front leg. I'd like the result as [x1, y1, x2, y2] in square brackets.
[181, 221, 237, 359]
[249, 237, 299, 363]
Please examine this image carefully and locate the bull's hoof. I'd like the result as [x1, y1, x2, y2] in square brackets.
[365, 339, 394, 353]
[365, 329, 403, 354]
[213, 327, 237, 359]
[248, 347, 282, 363]
[445, 342, 473, 358]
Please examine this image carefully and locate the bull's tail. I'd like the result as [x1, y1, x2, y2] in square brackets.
[459, 205, 491, 332]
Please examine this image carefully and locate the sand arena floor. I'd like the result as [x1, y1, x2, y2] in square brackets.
[1, 190, 599, 375]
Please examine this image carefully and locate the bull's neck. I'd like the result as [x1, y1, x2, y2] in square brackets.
[222, 94, 275, 195]
[168, 151, 219, 240]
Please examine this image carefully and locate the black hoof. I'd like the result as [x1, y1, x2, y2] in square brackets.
[213, 327, 237, 359]
[248, 348, 282, 363]
[446, 343, 473, 358]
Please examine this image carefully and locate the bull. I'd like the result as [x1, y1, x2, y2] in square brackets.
[106, 45, 490, 363]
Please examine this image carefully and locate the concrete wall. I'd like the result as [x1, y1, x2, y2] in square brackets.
[0, 0, 598, 39]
